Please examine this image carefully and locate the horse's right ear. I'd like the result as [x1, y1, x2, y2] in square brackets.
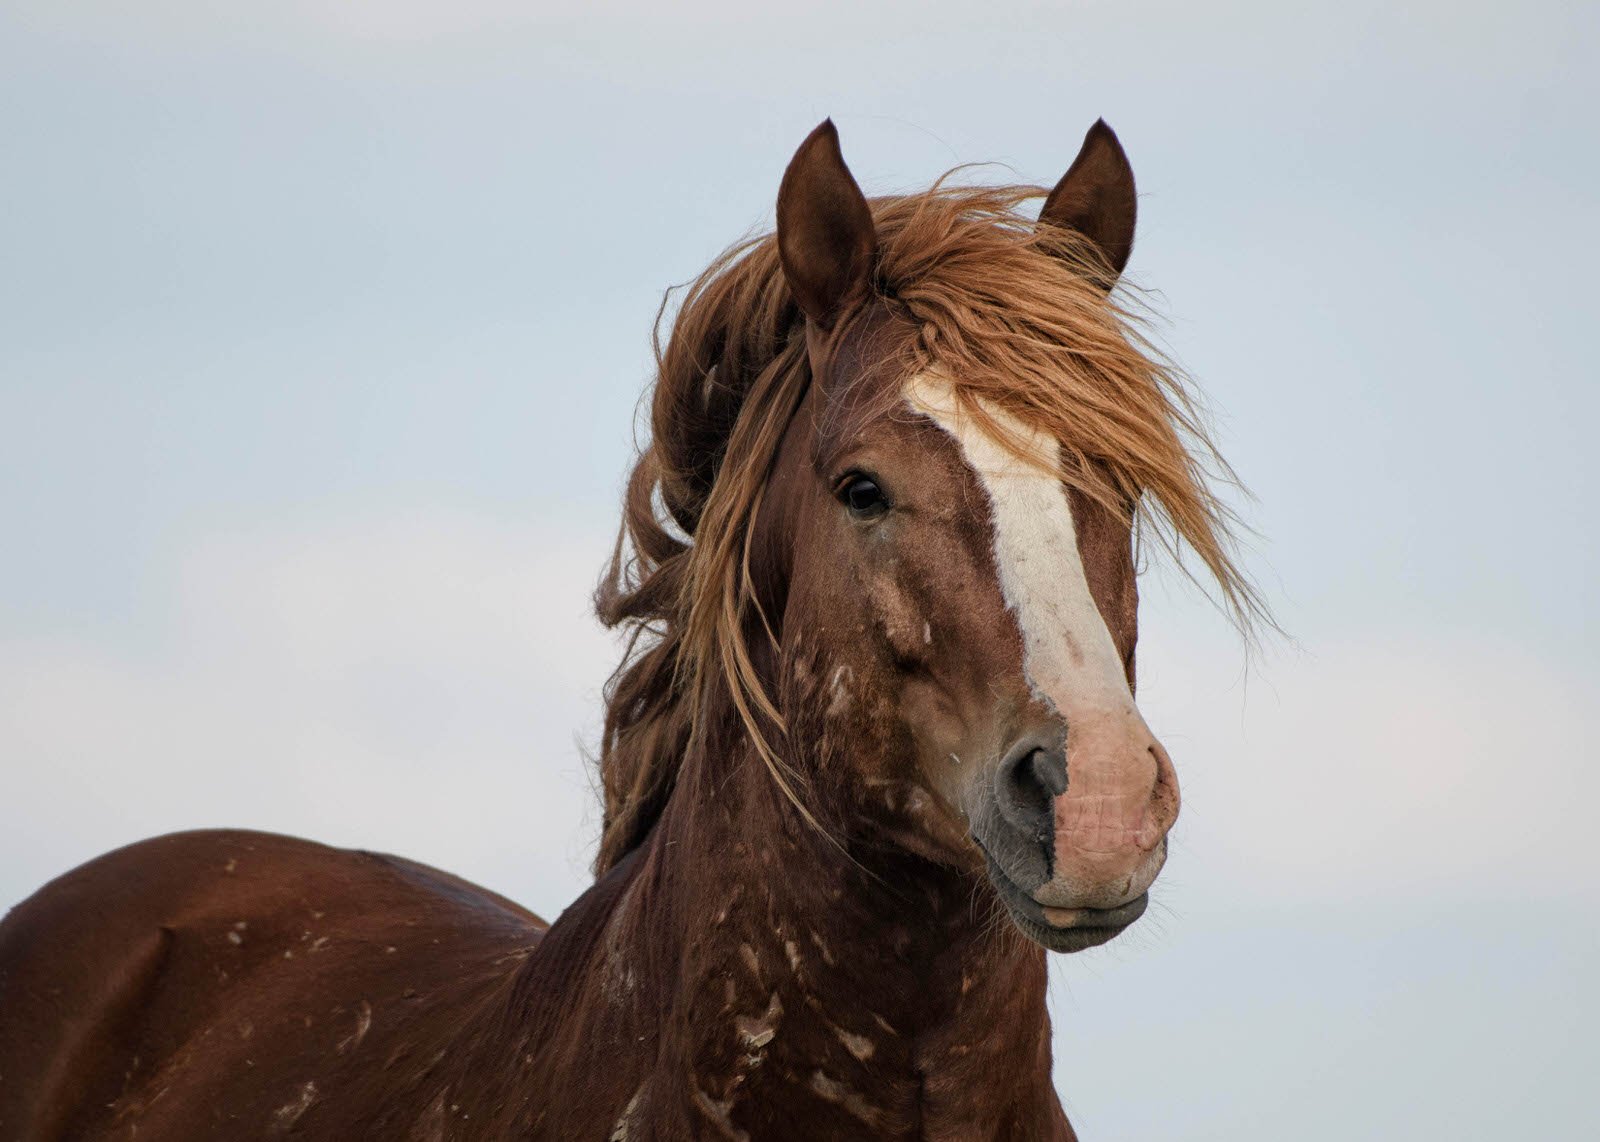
[1039, 119, 1137, 288]
[777, 120, 878, 332]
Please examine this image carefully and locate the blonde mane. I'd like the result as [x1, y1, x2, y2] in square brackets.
[592, 181, 1263, 875]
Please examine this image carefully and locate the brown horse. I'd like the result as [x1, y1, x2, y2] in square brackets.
[0, 119, 1257, 1140]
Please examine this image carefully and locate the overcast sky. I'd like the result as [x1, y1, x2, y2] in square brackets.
[2, 3, 1595, 1138]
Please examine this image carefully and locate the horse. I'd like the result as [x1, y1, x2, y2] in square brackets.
[0, 118, 1258, 1140]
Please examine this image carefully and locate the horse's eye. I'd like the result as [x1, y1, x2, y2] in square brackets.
[839, 474, 889, 519]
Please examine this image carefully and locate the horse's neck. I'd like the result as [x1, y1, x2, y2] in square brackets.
[575, 741, 1069, 1139]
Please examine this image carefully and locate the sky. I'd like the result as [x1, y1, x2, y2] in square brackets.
[1, 2, 1595, 1138]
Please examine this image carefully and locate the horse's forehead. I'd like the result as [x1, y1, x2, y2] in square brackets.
[897, 372, 1070, 515]
[807, 311, 925, 466]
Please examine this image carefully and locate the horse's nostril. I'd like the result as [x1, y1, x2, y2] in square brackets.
[995, 738, 1066, 846]
[1029, 748, 1068, 799]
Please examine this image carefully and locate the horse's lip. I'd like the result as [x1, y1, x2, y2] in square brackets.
[980, 852, 1148, 951]
[1036, 895, 1148, 929]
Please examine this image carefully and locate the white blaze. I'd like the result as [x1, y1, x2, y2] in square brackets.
[904, 372, 1136, 723]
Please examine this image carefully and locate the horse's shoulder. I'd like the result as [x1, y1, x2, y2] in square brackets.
[0, 829, 547, 1140]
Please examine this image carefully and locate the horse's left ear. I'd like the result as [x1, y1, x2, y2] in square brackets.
[777, 119, 879, 331]
[1039, 119, 1137, 286]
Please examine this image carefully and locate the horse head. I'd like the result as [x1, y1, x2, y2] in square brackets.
[741, 120, 1180, 952]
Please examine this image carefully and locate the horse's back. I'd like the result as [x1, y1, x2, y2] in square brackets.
[0, 828, 548, 1140]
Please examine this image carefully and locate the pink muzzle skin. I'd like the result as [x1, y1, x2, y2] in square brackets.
[1034, 735, 1179, 912]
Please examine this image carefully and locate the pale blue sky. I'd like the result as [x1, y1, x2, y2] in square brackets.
[2, 3, 1595, 1138]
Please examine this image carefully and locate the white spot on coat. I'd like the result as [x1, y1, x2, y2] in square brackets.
[808, 1071, 879, 1125]
[826, 664, 854, 718]
[735, 992, 784, 1053]
[836, 1027, 875, 1061]
[270, 1082, 317, 1133]
[609, 1085, 645, 1141]
[336, 1000, 372, 1054]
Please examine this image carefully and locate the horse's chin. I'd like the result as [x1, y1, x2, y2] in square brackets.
[983, 858, 1149, 953]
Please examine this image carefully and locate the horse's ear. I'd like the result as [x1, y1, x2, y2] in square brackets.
[1039, 119, 1137, 287]
[777, 119, 879, 331]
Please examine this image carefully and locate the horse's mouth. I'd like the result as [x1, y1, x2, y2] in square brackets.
[983, 855, 1148, 953]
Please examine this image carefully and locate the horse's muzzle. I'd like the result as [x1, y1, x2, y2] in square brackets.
[971, 721, 1178, 952]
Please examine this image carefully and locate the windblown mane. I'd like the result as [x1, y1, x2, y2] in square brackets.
[592, 181, 1262, 875]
